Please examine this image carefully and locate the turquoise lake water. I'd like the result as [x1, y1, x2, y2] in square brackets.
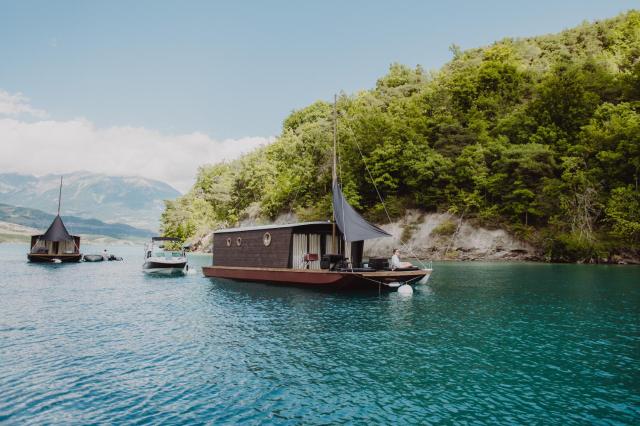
[0, 243, 638, 424]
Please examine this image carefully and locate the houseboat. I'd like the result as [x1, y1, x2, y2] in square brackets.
[202, 220, 430, 290]
[27, 177, 82, 263]
[203, 95, 432, 291]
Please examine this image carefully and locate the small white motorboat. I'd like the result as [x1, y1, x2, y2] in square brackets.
[142, 237, 188, 275]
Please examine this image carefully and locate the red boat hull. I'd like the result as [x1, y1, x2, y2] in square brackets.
[202, 266, 431, 290]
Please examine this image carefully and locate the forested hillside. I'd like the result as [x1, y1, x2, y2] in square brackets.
[162, 11, 640, 261]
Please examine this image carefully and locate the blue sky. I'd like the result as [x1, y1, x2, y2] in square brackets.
[0, 1, 636, 191]
[0, 0, 636, 139]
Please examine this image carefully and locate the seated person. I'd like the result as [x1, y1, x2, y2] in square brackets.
[391, 248, 413, 270]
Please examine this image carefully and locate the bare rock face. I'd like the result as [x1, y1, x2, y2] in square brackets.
[365, 211, 536, 261]
[188, 232, 214, 253]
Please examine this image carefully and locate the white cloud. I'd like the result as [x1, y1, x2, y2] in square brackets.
[0, 90, 48, 119]
[0, 90, 273, 192]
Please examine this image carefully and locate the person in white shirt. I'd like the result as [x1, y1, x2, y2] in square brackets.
[391, 248, 413, 270]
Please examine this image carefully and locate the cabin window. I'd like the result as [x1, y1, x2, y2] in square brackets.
[263, 232, 272, 247]
[226, 237, 232, 247]
[236, 237, 242, 246]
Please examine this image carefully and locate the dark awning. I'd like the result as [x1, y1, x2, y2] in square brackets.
[40, 215, 74, 241]
[332, 181, 392, 243]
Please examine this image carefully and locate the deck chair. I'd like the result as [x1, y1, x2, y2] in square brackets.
[302, 253, 319, 269]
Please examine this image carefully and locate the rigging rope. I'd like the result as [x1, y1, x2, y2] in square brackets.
[348, 136, 428, 270]
[333, 97, 428, 272]
[286, 182, 302, 221]
[444, 206, 468, 258]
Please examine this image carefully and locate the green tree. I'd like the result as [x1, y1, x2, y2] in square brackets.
[606, 186, 640, 243]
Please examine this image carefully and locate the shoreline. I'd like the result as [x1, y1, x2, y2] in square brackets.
[182, 210, 640, 265]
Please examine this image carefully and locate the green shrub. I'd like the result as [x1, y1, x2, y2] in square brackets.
[431, 219, 457, 237]
[544, 232, 606, 262]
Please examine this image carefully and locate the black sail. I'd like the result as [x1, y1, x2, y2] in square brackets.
[332, 181, 391, 242]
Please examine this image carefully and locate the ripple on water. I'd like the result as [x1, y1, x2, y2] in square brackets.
[0, 246, 639, 424]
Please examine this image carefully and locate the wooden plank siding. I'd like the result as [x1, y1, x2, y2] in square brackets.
[213, 227, 293, 268]
[212, 222, 365, 269]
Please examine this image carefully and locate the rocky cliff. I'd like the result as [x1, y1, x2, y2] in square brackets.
[365, 210, 537, 261]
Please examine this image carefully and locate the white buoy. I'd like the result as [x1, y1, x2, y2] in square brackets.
[52, 258, 62, 264]
[398, 284, 413, 296]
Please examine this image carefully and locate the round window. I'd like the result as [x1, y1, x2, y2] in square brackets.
[236, 237, 242, 246]
[263, 232, 272, 247]
[226, 237, 231, 247]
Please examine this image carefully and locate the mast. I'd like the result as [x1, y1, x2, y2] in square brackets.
[57, 176, 63, 216]
[332, 94, 337, 253]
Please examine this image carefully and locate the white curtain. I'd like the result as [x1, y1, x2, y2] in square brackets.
[308, 234, 321, 270]
[292, 234, 307, 269]
[62, 240, 76, 254]
[326, 235, 339, 254]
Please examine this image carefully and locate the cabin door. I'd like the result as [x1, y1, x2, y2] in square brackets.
[52, 241, 59, 254]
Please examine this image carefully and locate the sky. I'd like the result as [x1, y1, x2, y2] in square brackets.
[0, 0, 636, 192]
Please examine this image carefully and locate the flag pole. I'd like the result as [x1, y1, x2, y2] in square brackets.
[57, 176, 63, 216]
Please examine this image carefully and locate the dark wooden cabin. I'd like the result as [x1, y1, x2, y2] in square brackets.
[213, 221, 364, 270]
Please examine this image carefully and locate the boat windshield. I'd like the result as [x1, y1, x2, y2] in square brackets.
[153, 251, 183, 258]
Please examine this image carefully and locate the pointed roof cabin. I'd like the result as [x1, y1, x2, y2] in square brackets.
[27, 177, 82, 263]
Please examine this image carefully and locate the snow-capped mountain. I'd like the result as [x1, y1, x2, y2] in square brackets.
[0, 172, 181, 232]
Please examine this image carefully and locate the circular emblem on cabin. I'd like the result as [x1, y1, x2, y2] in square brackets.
[236, 237, 242, 246]
[226, 237, 231, 247]
[263, 232, 272, 247]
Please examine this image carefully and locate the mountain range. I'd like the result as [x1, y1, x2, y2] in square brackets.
[0, 172, 181, 232]
[0, 203, 154, 239]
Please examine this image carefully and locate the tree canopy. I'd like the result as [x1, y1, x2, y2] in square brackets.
[162, 11, 640, 261]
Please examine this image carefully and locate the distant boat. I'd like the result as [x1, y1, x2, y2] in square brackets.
[83, 253, 123, 262]
[203, 96, 432, 291]
[83, 254, 105, 262]
[27, 177, 82, 263]
[142, 237, 188, 275]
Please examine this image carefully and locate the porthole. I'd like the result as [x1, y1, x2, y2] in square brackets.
[226, 237, 232, 247]
[263, 232, 272, 247]
[236, 237, 242, 246]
